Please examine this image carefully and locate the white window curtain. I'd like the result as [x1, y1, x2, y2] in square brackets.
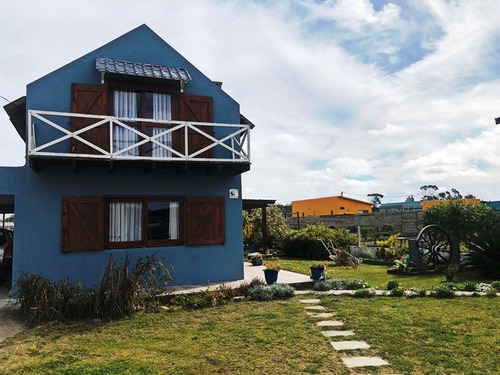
[113, 91, 139, 156]
[169, 201, 179, 239]
[152, 93, 172, 158]
[109, 202, 142, 242]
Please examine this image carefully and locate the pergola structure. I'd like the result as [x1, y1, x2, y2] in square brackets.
[242, 199, 276, 253]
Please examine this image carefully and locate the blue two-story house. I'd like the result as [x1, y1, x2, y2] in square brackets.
[1, 25, 252, 287]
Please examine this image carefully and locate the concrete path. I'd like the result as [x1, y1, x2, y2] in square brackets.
[0, 284, 25, 343]
[299, 291, 391, 371]
[166, 262, 313, 294]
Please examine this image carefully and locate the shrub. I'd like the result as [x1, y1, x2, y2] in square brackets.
[485, 288, 498, 298]
[491, 281, 500, 291]
[433, 284, 455, 299]
[462, 280, 478, 292]
[343, 278, 366, 290]
[247, 283, 295, 301]
[16, 252, 172, 326]
[386, 280, 399, 290]
[282, 225, 356, 260]
[313, 278, 367, 291]
[390, 287, 405, 297]
[353, 288, 375, 298]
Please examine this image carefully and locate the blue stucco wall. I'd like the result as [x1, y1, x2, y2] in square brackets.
[6, 25, 245, 287]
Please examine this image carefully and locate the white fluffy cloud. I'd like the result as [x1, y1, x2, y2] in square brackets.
[1, 0, 500, 204]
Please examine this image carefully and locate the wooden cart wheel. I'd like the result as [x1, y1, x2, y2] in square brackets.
[415, 225, 452, 268]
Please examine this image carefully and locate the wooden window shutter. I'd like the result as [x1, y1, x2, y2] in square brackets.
[179, 94, 214, 159]
[186, 196, 225, 245]
[62, 196, 104, 252]
[71, 83, 109, 154]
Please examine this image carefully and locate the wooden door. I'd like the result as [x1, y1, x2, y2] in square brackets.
[179, 94, 213, 159]
[71, 84, 108, 154]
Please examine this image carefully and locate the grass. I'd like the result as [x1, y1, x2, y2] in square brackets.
[323, 296, 500, 374]
[0, 300, 349, 374]
[3, 263, 499, 374]
[277, 258, 495, 289]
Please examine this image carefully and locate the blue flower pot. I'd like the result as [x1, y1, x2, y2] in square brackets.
[310, 266, 324, 280]
[264, 269, 279, 284]
[251, 258, 263, 266]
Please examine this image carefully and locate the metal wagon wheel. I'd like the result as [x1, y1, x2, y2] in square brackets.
[415, 225, 452, 268]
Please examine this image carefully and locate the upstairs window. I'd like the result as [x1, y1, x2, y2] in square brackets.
[112, 91, 173, 157]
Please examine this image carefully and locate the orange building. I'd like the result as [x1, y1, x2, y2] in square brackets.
[420, 198, 481, 210]
[292, 195, 372, 217]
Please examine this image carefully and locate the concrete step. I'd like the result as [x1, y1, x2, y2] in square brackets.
[321, 330, 354, 337]
[331, 340, 370, 351]
[299, 298, 321, 304]
[342, 356, 389, 368]
[316, 320, 343, 326]
[307, 312, 336, 318]
[304, 305, 325, 310]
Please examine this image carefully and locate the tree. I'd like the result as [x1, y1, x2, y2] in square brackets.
[423, 200, 500, 276]
[245, 205, 289, 251]
[420, 185, 475, 201]
[367, 193, 384, 207]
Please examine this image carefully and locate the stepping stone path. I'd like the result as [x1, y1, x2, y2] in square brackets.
[299, 291, 390, 371]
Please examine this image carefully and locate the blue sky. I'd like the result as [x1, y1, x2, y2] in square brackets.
[1, 0, 500, 204]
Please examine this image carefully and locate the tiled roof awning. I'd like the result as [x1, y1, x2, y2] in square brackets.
[96, 57, 192, 81]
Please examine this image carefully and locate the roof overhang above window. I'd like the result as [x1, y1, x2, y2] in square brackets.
[96, 58, 192, 89]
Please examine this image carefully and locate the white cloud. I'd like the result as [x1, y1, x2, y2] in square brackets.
[2, 0, 500, 203]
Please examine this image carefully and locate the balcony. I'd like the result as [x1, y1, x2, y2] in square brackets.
[28, 110, 251, 174]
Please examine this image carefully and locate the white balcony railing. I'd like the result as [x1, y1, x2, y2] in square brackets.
[28, 110, 250, 164]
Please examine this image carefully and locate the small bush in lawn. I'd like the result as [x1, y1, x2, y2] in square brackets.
[343, 278, 367, 290]
[248, 283, 295, 301]
[433, 284, 455, 299]
[462, 280, 478, 292]
[386, 280, 399, 290]
[491, 281, 500, 291]
[268, 283, 295, 299]
[390, 287, 405, 297]
[485, 288, 498, 298]
[353, 288, 375, 298]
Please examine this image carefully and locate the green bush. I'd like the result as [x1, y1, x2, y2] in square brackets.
[247, 283, 295, 301]
[386, 280, 399, 290]
[312, 278, 367, 291]
[390, 287, 405, 297]
[462, 280, 478, 292]
[433, 284, 456, 299]
[491, 281, 500, 291]
[353, 288, 375, 298]
[282, 225, 356, 259]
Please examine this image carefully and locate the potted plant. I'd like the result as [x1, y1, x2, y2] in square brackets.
[251, 254, 263, 266]
[310, 263, 326, 280]
[263, 262, 281, 284]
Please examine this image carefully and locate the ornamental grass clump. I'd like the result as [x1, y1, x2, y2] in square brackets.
[16, 252, 172, 326]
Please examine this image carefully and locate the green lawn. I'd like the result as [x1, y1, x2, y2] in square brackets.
[277, 258, 495, 289]
[1, 294, 499, 374]
[2, 262, 499, 374]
